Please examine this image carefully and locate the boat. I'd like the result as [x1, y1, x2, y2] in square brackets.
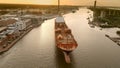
[55, 15, 78, 63]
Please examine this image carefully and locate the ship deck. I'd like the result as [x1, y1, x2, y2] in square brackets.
[55, 16, 77, 52]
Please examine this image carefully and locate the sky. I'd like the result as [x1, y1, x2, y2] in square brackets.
[0, 0, 120, 6]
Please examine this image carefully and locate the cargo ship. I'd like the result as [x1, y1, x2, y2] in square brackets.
[55, 16, 78, 63]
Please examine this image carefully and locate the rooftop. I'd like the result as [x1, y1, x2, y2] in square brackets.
[0, 27, 7, 32]
[0, 19, 17, 27]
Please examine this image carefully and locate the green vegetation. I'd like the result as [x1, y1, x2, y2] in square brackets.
[89, 7, 120, 28]
[97, 17, 111, 23]
[95, 17, 120, 28]
[0, 3, 79, 15]
[0, 3, 79, 9]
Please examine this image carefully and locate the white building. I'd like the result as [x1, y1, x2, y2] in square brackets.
[14, 18, 26, 31]
[16, 20, 26, 31]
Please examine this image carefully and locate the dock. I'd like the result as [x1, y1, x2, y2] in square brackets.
[0, 26, 34, 54]
[105, 34, 120, 46]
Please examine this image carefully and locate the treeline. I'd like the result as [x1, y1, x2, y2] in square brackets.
[0, 3, 79, 9]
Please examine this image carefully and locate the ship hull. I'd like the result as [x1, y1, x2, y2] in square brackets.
[55, 16, 78, 63]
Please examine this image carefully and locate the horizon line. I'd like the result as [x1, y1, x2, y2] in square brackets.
[0, 3, 120, 7]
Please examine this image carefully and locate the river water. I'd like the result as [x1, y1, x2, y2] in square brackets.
[0, 8, 120, 68]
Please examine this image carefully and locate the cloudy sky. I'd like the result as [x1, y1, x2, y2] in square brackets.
[0, 0, 120, 6]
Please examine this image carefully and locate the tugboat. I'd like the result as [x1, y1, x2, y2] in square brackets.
[55, 15, 78, 63]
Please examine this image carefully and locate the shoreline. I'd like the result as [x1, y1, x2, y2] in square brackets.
[105, 34, 120, 46]
[0, 25, 34, 54]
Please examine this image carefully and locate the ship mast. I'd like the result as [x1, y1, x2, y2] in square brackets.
[94, 0, 97, 9]
[58, 0, 60, 14]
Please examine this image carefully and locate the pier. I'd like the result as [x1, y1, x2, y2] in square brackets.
[0, 15, 43, 54]
[0, 26, 33, 54]
[105, 34, 120, 46]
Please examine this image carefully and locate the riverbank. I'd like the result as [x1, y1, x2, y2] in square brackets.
[87, 15, 120, 46]
[105, 34, 120, 46]
[0, 24, 36, 54]
[91, 16, 120, 28]
[88, 18, 117, 28]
